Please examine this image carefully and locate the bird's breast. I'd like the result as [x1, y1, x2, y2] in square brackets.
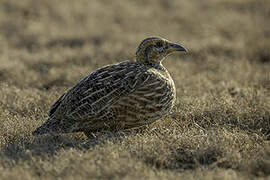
[111, 69, 176, 126]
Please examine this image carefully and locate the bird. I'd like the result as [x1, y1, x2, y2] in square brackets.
[33, 37, 187, 137]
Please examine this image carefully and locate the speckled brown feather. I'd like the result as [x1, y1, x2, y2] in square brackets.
[33, 37, 186, 136]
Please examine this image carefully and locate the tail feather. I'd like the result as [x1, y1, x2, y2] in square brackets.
[32, 117, 63, 136]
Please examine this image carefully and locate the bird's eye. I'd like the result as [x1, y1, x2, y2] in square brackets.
[156, 42, 163, 48]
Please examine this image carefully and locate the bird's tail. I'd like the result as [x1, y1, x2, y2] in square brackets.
[32, 116, 64, 136]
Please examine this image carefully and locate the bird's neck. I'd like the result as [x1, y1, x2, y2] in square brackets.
[145, 61, 166, 72]
[136, 59, 166, 72]
[136, 54, 166, 72]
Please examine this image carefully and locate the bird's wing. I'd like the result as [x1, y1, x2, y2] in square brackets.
[52, 62, 150, 120]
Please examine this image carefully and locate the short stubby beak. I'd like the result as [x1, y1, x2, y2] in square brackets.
[169, 43, 188, 52]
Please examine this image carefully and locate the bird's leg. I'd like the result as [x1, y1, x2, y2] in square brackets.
[83, 131, 98, 139]
[122, 125, 149, 134]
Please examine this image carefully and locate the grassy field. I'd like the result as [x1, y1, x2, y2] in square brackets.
[0, 0, 269, 179]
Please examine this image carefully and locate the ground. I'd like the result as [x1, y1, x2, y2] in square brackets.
[0, 0, 269, 179]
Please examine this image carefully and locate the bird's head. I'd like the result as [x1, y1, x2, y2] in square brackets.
[135, 37, 187, 65]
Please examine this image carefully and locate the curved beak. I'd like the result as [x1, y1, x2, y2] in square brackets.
[168, 43, 188, 52]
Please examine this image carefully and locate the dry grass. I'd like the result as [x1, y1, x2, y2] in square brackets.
[0, 0, 269, 179]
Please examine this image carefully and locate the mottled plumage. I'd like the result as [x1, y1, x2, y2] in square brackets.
[33, 37, 187, 136]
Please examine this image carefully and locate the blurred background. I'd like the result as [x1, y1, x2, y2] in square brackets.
[0, 0, 269, 91]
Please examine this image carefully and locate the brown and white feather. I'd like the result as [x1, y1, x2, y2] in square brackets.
[32, 37, 186, 136]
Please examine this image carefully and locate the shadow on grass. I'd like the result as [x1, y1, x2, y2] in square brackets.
[0, 132, 128, 163]
[143, 147, 226, 171]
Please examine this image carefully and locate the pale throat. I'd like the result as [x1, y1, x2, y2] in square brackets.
[145, 55, 166, 71]
[136, 51, 167, 71]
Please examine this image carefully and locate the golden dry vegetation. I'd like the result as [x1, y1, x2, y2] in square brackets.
[0, 0, 269, 179]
